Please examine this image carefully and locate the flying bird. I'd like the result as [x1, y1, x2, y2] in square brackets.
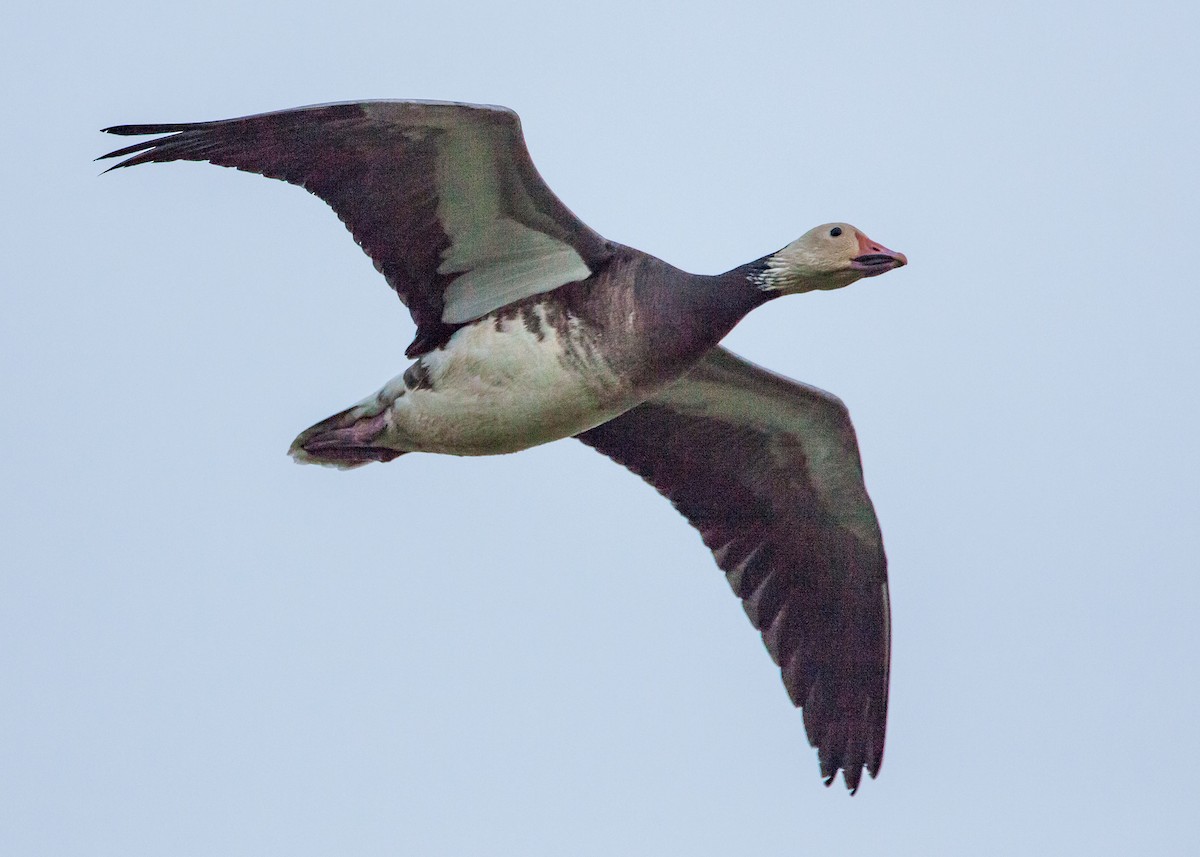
[100, 100, 907, 792]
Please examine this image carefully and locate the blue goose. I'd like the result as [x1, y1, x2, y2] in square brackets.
[100, 100, 907, 793]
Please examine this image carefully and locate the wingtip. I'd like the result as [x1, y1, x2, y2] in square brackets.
[96, 127, 125, 169]
[100, 123, 174, 136]
[94, 154, 131, 174]
[100, 124, 144, 138]
[827, 765, 867, 794]
[94, 152, 124, 173]
[867, 755, 883, 779]
[95, 134, 167, 171]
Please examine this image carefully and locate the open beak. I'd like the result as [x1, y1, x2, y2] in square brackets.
[851, 231, 907, 277]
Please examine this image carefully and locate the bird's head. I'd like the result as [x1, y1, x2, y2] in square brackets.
[757, 223, 907, 294]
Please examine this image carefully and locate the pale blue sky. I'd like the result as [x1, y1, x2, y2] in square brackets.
[4, 1, 1198, 854]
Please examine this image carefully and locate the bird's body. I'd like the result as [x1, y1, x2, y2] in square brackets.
[100, 100, 907, 792]
[297, 246, 764, 462]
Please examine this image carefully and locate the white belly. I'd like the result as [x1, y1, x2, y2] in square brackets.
[383, 308, 634, 455]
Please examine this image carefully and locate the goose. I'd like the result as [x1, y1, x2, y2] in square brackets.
[99, 100, 907, 793]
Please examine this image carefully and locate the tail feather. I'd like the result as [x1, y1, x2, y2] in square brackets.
[290, 407, 406, 469]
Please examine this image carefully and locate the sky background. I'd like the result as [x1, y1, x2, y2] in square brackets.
[4, 1, 1199, 854]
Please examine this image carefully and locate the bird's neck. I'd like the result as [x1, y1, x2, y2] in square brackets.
[661, 257, 779, 354]
[591, 249, 781, 388]
[699, 255, 780, 321]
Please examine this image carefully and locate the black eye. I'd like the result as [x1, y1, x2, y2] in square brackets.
[829, 226, 842, 237]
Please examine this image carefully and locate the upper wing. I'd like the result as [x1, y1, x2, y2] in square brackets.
[100, 100, 613, 355]
[576, 347, 890, 792]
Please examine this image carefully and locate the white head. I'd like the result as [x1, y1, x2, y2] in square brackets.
[756, 223, 907, 294]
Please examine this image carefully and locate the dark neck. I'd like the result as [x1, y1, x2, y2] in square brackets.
[586, 247, 783, 387]
[687, 256, 778, 336]
[641, 255, 778, 375]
